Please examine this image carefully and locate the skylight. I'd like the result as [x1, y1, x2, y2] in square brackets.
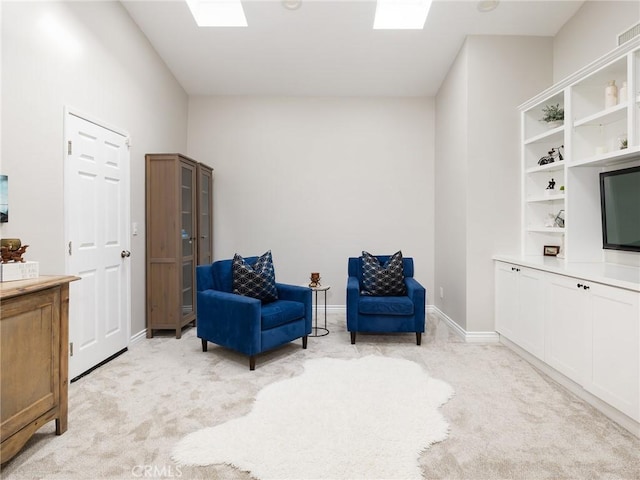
[186, 0, 248, 27]
[373, 0, 432, 30]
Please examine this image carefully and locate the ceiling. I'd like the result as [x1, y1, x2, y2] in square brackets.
[122, 0, 584, 97]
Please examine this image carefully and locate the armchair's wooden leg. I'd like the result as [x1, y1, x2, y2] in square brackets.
[201, 338, 208, 352]
[350, 332, 356, 345]
[249, 356, 256, 371]
[416, 333, 422, 346]
[302, 335, 308, 349]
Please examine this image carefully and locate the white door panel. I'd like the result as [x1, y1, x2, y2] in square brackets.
[76, 270, 98, 350]
[65, 111, 130, 380]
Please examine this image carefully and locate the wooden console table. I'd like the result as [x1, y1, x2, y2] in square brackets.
[0, 275, 78, 464]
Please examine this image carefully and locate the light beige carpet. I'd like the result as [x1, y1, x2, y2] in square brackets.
[2, 312, 640, 480]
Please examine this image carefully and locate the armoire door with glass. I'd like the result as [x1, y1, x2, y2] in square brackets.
[197, 164, 213, 266]
[181, 161, 197, 319]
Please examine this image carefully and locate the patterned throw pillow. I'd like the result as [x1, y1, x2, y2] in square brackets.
[232, 250, 279, 303]
[361, 250, 407, 296]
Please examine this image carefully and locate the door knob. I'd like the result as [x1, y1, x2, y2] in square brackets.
[121, 250, 131, 258]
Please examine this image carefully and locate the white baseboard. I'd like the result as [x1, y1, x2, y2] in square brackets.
[325, 304, 499, 344]
[326, 305, 346, 312]
[130, 329, 147, 345]
[429, 306, 500, 343]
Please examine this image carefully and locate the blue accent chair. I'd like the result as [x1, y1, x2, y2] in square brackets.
[347, 255, 426, 345]
[196, 258, 312, 370]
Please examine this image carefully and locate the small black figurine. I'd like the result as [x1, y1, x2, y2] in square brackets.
[546, 178, 556, 190]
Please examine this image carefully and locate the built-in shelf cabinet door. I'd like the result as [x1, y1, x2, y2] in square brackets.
[515, 267, 545, 360]
[495, 262, 518, 340]
[584, 283, 640, 421]
[544, 272, 587, 385]
[495, 262, 545, 361]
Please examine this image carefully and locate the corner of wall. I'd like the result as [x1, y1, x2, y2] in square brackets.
[434, 41, 469, 331]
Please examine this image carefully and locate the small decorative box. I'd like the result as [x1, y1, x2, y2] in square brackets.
[0, 261, 39, 282]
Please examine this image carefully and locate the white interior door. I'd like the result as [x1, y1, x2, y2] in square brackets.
[64, 110, 130, 380]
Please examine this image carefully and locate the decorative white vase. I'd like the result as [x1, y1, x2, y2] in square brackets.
[605, 80, 618, 108]
[546, 120, 562, 129]
[619, 81, 628, 103]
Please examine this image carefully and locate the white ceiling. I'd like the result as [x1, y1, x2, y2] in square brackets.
[122, 0, 584, 97]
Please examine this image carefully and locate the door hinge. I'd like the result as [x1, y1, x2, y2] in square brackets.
[67, 140, 72, 155]
[68, 241, 72, 255]
[70, 342, 74, 357]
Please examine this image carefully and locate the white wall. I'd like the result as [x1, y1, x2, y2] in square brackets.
[435, 43, 469, 329]
[553, 1, 640, 82]
[466, 35, 553, 332]
[1, 1, 189, 336]
[435, 36, 553, 333]
[187, 96, 435, 306]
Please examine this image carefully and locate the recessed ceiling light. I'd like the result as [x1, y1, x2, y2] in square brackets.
[185, 0, 248, 27]
[477, 1, 499, 13]
[282, 0, 302, 11]
[374, 0, 433, 30]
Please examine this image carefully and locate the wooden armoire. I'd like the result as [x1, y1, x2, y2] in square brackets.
[145, 154, 213, 339]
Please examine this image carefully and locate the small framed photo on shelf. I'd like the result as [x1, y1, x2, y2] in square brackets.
[543, 245, 560, 257]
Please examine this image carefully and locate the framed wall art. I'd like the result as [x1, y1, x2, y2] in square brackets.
[0, 175, 7, 223]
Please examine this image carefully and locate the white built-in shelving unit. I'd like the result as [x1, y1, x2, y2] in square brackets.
[519, 37, 640, 262]
[496, 37, 640, 438]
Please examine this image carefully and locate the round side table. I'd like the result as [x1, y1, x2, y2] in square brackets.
[309, 284, 330, 337]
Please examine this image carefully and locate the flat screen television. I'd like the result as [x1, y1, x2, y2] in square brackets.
[599, 165, 640, 252]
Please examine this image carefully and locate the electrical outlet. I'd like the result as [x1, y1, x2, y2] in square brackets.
[439, 287, 444, 299]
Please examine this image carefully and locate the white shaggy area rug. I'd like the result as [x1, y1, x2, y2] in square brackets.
[172, 355, 454, 480]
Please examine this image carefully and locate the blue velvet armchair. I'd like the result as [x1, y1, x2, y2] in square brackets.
[347, 255, 426, 345]
[196, 258, 312, 370]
